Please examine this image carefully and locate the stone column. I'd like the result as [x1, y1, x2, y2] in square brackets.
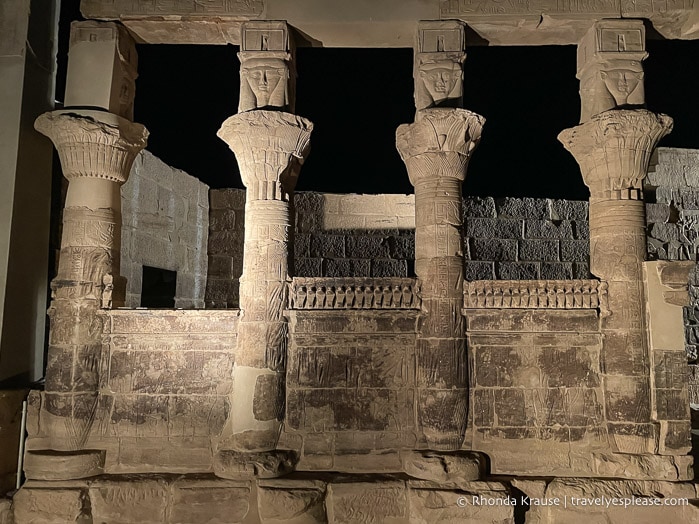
[33, 110, 147, 453]
[397, 108, 484, 449]
[560, 110, 672, 453]
[217, 110, 312, 455]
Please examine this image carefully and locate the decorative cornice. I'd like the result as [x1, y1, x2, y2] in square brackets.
[464, 279, 608, 314]
[289, 278, 420, 310]
[34, 111, 148, 184]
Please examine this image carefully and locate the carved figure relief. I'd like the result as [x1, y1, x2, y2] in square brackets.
[239, 57, 291, 113]
[415, 58, 464, 111]
[580, 60, 646, 121]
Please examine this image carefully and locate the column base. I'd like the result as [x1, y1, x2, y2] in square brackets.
[213, 449, 298, 480]
[24, 449, 105, 480]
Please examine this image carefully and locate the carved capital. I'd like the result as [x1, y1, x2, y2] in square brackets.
[558, 109, 672, 199]
[34, 111, 148, 184]
[396, 108, 484, 187]
[577, 19, 648, 122]
[218, 110, 313, 198]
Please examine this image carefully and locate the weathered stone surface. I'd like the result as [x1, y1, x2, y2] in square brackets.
[258, 480, 327, 524]
[214, 450, 298, 479]
[24, 451, 105, 481]
[401, 451, 483, 484]
[13, 487, 87, 524]
[327, 481, 406, 524]
[171, 478, 251, 524]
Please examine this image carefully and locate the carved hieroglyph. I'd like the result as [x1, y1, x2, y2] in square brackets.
[397, 108, 484, 449]
[414, 21, 466, 112]
[34, 111, 147, 453]
[577, 20, 647, 123]
[217, 110, 312, 453]
[559, 108, 672, 453]
[238, 21, 295, 113]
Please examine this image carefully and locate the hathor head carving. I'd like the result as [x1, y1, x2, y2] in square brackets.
[600, 62, 644, 107]
[239, 57, 290, 112]
[416, 58, 464, 111]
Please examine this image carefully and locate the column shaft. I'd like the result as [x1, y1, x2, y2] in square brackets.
[397, 108, 484, 450]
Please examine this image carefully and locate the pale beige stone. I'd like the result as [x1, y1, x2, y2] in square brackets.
[401, 450, 483, 484]
[12, 488, 87, 524]
[64, 21, 137, 120]
[214, 450, 297, 479]
[23, 450, 105, 481]
[577, 20, 647, 123]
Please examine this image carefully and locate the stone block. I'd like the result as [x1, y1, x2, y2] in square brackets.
[550, 199, 588, 220]
[572, 261, 591, 278]
[210, 188, 245, 210]
[310, 235, 345, 258]
[462, 196, 496, 218]
[495, 197, 550, 219]
[294, 258, 323, 277]
[560, 240, 589, 263]
[258, 483, 327, 524]
[524, 219, 574, 239]
[409, 487, 514, 524]
[171, 479, 251, 524]
[293, 234, 311, 259]
[321, 258, 371, 277]
[90, 479, 169, 524]
[388, 235, 414, 260]
[463, 261, 495, 280]
[465, 217, 523, 239]
[345, 236, 390, 258]
[572, 220, 589, 240]
[646, 202, 672, 223]
[13, 487, 87, 523]
[540, 261, 574, 279]
[650, 222, 680, 242]
[495, 261, 539, 279]
[371, 259, 407, 277]
[519, 239, 559, 261]
[469, 239, 517, 261]
[327, 481, 406, 524]
[209, 208, 236, 231]
[494, 389, 526, 426]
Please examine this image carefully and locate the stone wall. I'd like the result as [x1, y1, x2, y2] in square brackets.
[206, 190, 592, 307]
[121, 150, 209, 308]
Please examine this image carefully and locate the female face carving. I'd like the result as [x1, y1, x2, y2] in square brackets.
[241, 58, 287, 107]
[600, 63, 644, 105]
[419, 61, 462, 103]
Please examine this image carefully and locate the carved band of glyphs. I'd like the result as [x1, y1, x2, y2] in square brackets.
[289, 278, 421, 310]
[464, 279, 609, 314]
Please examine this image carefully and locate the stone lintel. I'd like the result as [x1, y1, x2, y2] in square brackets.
[79, 1, 699, 45]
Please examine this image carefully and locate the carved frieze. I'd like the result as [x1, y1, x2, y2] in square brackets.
[290, 278, 421, 310]
[82, 0, 265, 17]
[464, 279, 609, 314]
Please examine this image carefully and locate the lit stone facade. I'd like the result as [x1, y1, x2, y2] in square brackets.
[7, 9, 699, 524]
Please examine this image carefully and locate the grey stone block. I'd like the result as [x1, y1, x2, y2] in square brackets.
[294, 258, 322, 277]
[294, 206, 322, 233]
[572, 262, 592, 279]
[209, 188, 245, 210]
[519, 239, 559, 261]
[550, 199, 588, 221]
[388, 235, 414, 260]
[310, 234, 345, 258]
[323, 258, 371, 277]
[469, 238, 517, 261]
[655, 186, 675, 205]
[677, 189, 699, 210]
[541, 262, 574, 280]
[293, 234, 311, 259]
[463, 196, 496, 218]
[464, 261, 495, 280]
[685, 164, 699, 187]
[647, 238, 668, 260]
[496, 261, 540, 279]
[572, 221, 589, 240]
[371, 259, 407, 277]
[524, 220, 574, 239]
[346, 236, 390, 258]
[495, 197, 550, 219]
[560, 240, 589, 263]
[650, 222, 679, 242]
[465, 218, 523, 239]
[207, 255, 233, 278]
[646, 203, 671, 224]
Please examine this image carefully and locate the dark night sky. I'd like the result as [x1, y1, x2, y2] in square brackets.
[58, 2, 699, 200]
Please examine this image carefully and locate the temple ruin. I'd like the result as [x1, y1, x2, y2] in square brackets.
[2, 0, 699, 522]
